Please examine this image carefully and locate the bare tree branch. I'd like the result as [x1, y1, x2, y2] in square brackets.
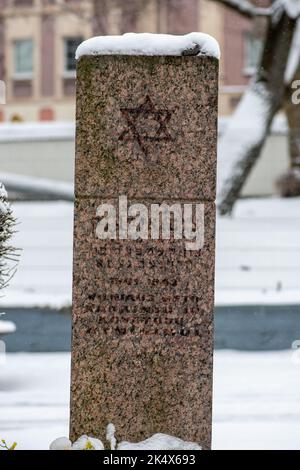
[208, 0, 271, 18]
[217, 10, 297, 214]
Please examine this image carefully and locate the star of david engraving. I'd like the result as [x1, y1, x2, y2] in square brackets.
[118, 95, 174, 159]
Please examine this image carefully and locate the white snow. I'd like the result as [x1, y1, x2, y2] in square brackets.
[50, 429, 200, 450]
[0, 182, 7, 199]
[1, 197, 300, 308]
[0, 182, 9, 216]
[285, 18, 300, 83]
[1, 351, 300, 450]
[0, 172, 73, 201]
[0, 122, 74, 143]
[118, 434, 201, 450]
[284, 0, 300, 18]
[0, 320, 16, 334]
[219, 113, 289, 136]
[106, 423, 117, 450]
[71, 435, 104, 450]
[217, 83, 271, 207]
[76, 33, 220, 60]
[0, 201, 73, 309]
[216, 196, 300, 305]
[0, 200, 9, 216]
[49, 436, 72, 450]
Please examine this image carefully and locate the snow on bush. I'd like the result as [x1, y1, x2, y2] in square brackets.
[50, 424, 202, 451]
[0, 182, 17, 292]
[50, 435, 104, 451]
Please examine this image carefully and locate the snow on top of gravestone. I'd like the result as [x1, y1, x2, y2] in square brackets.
[75, 33, 220, 60]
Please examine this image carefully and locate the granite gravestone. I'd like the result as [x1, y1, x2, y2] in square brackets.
[70, 33, 219, 450]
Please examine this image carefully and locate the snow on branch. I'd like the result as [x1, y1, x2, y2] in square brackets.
[209, 0, 272, 18]
[217, 81, 274, 213]
[285, 18, 300, 83]
[283, 0, 300, 19]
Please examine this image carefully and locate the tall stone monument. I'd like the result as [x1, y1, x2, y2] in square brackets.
[70, 33, 219, 450]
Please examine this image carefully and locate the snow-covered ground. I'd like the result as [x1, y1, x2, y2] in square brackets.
[216, 196, 300, 306]
[1, 197, 300, 308]
[0, 351, 299, 450]
[1, 197, 299, 449]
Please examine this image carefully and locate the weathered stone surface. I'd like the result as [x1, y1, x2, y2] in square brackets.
[70, 52, 218, 450]
[75, 55, 218, 200]
[70, 199, 215, 449]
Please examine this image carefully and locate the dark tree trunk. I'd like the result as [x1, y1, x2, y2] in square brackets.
[277, 69, 300, 197]
[217, 10, 297, 214]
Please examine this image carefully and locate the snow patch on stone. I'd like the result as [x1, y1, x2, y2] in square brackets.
[117, 433, 202, 450]
[50, 429, 201, 451]
[76, 33, 220, 60]
[106, 423, 117, 450]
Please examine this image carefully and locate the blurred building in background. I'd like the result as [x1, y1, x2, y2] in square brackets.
[1, 0, 284, 198]
[0, 0, 264, 122]
[0, 0, 93, 121]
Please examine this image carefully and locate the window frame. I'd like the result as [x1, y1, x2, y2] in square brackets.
[63, 36, 83, 78]
[13, 38, 34, 80]
[243, 31, 263, 77]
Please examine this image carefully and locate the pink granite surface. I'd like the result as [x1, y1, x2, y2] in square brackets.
[75, 55, 218, 201]
[70, 53, 218, 450]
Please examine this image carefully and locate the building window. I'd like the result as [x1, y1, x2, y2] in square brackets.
[244, 32, 263, 76]
[13, 39, 33, 79]
[64, 37, 83, 76]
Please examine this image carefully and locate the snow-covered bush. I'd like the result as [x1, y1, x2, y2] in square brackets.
[0, 182, 17, 292]
[0, 184, 18, 451]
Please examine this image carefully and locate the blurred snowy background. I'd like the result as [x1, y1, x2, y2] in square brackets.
[1, 0, 300, 450]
